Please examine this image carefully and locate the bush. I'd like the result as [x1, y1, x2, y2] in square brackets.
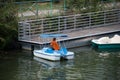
[0, 1, 19, 50]
[0, 23, 18, 50]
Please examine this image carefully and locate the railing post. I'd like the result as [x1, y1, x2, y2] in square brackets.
[28, 23, 31, 41]
[104, 10, 106, 25]
[58, 16, 60, 32]
[23, 22, 31, 41]
[118, 9, 120, 24]
[50, 0, 53, 16]
[23, 22, 26, 39]
[74, 15, 76, 30]
[19, 3, 24, 21]
[41, 19, 44, 33]
[64, 16, 67, 30]
[89, 13, 91, 28]
[35, 1, 39, 18]
[18, 22, 23, 41]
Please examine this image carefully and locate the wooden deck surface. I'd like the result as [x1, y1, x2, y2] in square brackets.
[21, 24, 120, 44]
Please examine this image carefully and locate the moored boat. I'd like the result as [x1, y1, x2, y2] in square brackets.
[91, 34, 120, 51]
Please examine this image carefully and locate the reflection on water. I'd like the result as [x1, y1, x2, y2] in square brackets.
[34, 57, 74, 80]
[0, 47, 120, 80]
[33, 57, 74, 69]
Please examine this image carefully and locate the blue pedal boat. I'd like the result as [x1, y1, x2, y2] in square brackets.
[33, 34, 74, 61]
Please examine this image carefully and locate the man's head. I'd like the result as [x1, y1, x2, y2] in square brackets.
[53, 38, 56, 41]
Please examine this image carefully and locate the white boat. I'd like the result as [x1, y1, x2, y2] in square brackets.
[91, 34, 120, 51]
[33, 34, 74, 61]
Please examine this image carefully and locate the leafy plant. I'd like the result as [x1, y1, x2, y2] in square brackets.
[0, 0, 19, 50]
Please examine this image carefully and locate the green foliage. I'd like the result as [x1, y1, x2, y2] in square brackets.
[0, 24, 17, 49]
[66, 0, 101, 13]
[66, 0, 119, 13]
[0, 0, 18, 50]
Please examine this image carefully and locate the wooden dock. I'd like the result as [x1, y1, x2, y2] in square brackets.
[18, 9, 120, 50]
[20, 24, 120, 50]
[66, 24, 120, 40]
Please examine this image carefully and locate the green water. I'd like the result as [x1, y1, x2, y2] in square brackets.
[0, 47, 120, 80]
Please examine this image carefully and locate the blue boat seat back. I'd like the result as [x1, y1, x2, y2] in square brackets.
[44, 47, 67, 55]
[59, 47, 67, 55]
[45, 48, 54, 53]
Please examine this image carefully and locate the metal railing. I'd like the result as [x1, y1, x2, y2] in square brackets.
[18, 9, 120, 41]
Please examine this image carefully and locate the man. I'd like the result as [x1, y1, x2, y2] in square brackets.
[50, 38, 60, 50]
